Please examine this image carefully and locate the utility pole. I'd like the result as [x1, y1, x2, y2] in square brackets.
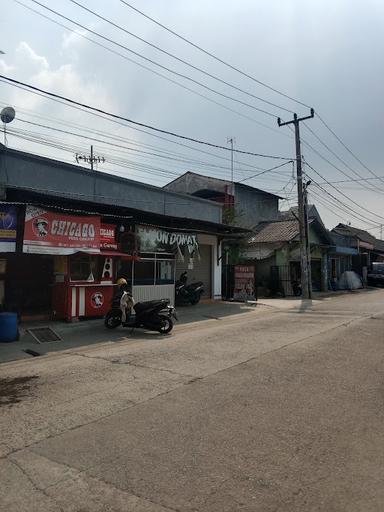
[278, 109, 314, 299]
[303, 180, 312, 294]
[227, 137, 235, 185]
[90, 144, 94, 171]
[75, 145, 105, 170]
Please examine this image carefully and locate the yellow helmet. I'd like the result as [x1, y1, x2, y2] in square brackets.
[116, 277, 128, 286]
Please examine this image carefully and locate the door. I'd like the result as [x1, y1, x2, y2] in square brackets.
[5, 254, 54, 316]
[176, 244, 212, 298]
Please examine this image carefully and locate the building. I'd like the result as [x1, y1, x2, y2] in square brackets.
[331, 224, 384, 274]
[164, 171, 281, 228]
[244, 213, 333, 296]
[0, 146, 245, 321]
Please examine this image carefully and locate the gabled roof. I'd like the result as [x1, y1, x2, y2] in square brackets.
[249, 220, 300, 244]
[164, 171, 282, 199]
[332, 223, 377, 245]
[249, 216, 333, 246]
[278, 205, 324, 225]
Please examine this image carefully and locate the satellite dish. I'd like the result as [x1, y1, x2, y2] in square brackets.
[1, 106, 16, 124]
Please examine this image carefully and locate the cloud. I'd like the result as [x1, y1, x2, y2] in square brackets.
[16, 41, 48, 71]
[5, 40, 114, 114]
[0, 58, 15, 74]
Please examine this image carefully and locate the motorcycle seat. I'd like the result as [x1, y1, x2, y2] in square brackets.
[134, 299, 170, 313]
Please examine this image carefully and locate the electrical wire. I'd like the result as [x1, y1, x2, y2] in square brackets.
[303, 160, 384, 225]
[0, 95, 290, 178]
[237, 161, 294, 183]
[317, 112, 383, 181]
[11, 0, 292, 138]
[119, 0, 312, 110]
[0, 74, 294, 160]
[20, 0, 281, 119]
[303, 122, 384, 193]
[68, 0, 295, 115]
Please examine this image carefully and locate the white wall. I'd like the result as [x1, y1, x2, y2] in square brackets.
[198, 234, 222, 299]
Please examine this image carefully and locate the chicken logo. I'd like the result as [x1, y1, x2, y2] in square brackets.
[32, 218, 49, 237]
[91, 292, 104, 308]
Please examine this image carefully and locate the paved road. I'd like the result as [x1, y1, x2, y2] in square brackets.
[1, 289, 384, 511]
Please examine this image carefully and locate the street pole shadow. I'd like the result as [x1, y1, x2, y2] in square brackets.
[297, 299, 314, 313]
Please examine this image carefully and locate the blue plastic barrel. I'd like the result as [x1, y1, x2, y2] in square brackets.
[0, 312, 18, 342]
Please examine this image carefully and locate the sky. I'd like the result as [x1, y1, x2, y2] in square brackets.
[1, 0, 384, 233]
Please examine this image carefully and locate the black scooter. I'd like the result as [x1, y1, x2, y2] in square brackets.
[104, 292, 177, 334]
[175, 271, 204, 306]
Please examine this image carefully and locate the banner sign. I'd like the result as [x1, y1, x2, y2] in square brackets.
[136, 225, 198, 254]
[100, 224, 118, 251]
[233, 265, 255, 301]
[23, 206, 100, 255]
[0, 205, 18, 252]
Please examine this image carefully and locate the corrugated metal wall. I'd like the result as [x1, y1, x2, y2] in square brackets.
[132, 284, 175, 304]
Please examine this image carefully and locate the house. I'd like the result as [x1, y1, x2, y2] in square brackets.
[244, 213, 333, 296]
[331, 224, 384, 274]
[164, 171, 281, 229]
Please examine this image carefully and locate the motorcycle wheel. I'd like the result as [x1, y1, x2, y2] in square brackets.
[190, 293, 201, 306]
[104, 310, 122, 329]
[158, 315, 173, 334]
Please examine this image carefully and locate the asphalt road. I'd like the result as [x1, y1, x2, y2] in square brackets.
[1, 289, 384, 511]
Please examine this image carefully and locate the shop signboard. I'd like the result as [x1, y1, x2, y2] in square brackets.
[136, 225, 198, 255]
[100, 223, 118, 250]
[23, 206, 100, 255]
[233, 265, 255, 301]
[0, 204, 18, 252]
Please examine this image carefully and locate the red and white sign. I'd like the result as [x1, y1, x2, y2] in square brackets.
[23, 206, 100, 255]
[100, 223, 118, 250]
[233, 265, 255, 301]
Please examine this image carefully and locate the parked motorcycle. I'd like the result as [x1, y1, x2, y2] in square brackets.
[175, 271, 204, 306]
[104, 292, 177, 334]
[291, 280, 302, 297]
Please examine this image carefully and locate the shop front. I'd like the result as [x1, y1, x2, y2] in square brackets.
[21, 206, 136, 321]
[133, 226, 222, 302]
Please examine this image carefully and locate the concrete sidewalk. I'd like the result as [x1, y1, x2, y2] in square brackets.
[0, 288, 375, 364]
[0, 301, 262, 364]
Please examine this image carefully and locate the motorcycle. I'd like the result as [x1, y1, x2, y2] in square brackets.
[291, 280, 302, 297]
[175, 271, 204, 306]
[104, 292, 177, 334]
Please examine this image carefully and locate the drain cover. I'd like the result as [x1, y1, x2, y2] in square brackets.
[27, 327, 61, 344]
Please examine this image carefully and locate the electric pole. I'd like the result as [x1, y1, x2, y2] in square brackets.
[227, 137, 235, 185]
[278, 109, 314, 299]
[75, 145, 105, 170]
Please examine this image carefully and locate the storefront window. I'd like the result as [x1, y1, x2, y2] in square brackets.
[116, 259, 132, 284]
[156, 260, 174, 284]
[70, 254, 98, 281]
[133, 260, 155, 285]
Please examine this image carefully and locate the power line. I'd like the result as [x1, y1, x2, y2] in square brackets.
[309, 185, 379, 229]
[21, 0, 281, 119]
[299, 134, 384, 196]
[119, 0, 311, 110]
[317, 112, 383, 181]
[12, 0, 292, 138]
[303, 121, 384, 193]
[237, 161, 293, 183]
[304, 160, 384, 225]
[0, 74, 294, 160]
[0, 83, 290, 177]
[68, 0, 294, 115]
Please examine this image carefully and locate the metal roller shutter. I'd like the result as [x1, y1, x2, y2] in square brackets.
[176, 244, 212, 298]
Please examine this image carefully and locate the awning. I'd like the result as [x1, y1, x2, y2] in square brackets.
[99, 250, 139, 260]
